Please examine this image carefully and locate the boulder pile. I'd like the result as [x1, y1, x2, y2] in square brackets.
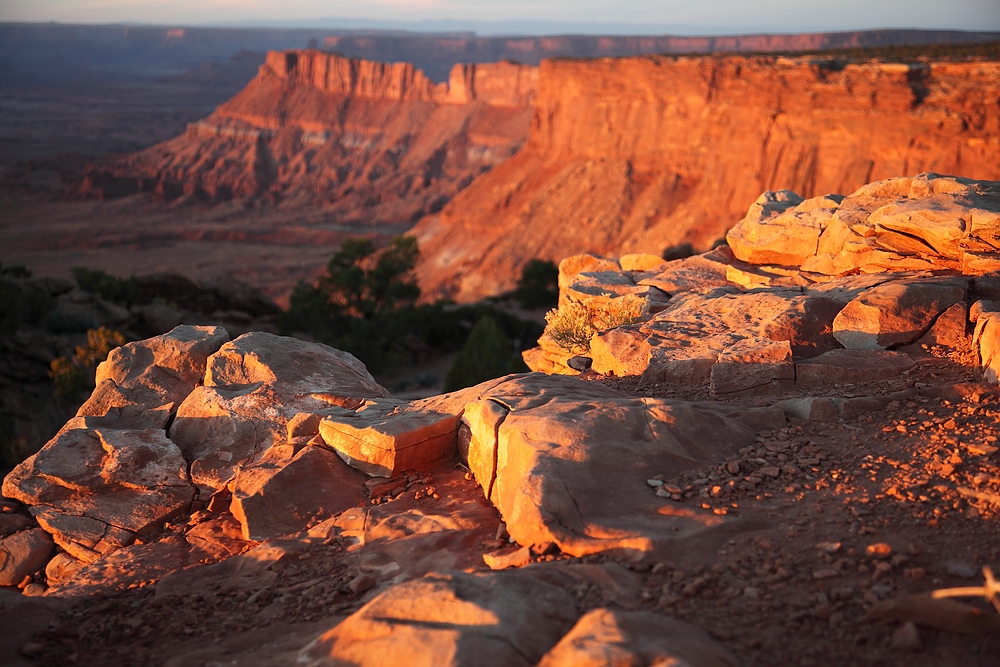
[526, 174, 1000, 392]
[2, 173, 999, 665]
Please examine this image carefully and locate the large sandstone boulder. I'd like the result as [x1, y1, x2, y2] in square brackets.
[76, 325, 229, 430]
[589, 287, 842, 385]
[170, 332, 390, 492]
[229, 443, 367, 541]
[299, 570, 578, 667]
[0, 528, 54, 587]
[3, 428, 194, 562]
[832, 278, 967, 350]
[537, 608, 738, 667]
[460, 374, 785, 558]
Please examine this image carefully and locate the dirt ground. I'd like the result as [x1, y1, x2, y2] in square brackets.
[7, 340, 999, 666]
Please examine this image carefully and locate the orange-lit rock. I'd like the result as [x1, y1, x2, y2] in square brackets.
[91, 50, 536, 229]
[0, 528, 53, 587]
[170, 332, 389, 492]
[318, 399, 461, 477]
[459, 374, 784, 557]
[414, 59, 1000, 302]
[832, 278, 968, 349]
[77, 324, 229, 430]
[537, 608, 738, 667]
[229, 444, 366, 541]
[729, 174, 1000, 275]
[300, 571, 577, 667]
[3, 428, 194, 561]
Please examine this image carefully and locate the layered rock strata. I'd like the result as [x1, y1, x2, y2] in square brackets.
[524, 174, 1000, 399]
[413, 57, 1000, 301]
[86, 50, 537, 226]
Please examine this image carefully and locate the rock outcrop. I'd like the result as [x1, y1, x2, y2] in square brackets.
[525, 175, 1000, 399]
[4, 176, 1000, 665]
[84, 50, 537, 229]
[413, 57, 1000, 301]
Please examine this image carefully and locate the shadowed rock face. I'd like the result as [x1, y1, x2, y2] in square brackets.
[412, 57, 1000, 302]
[85, 50, 537, 228]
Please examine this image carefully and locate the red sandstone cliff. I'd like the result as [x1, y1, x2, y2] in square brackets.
[412, 56, 1000, 302]
[88, 50, 537, 227]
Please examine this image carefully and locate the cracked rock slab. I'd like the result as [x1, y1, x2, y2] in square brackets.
[318, 399, 461, 478]
[832, 279, 966, 350]
[77, 324, 230, 430]
[2, 428, 194, 557]
[230, 444, 366, 541]
[299, 570, 578, 667]
[171, 332, 390, 492]
[460, 374, 784, 558]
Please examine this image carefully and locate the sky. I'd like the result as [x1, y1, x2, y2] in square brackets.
[1, 0, 999, 35]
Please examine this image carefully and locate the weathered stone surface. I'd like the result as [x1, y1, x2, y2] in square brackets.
[462, 374, 784, 557]
[727, 190, 830, 266]
[973, 303, 1000, 383]
[230, 445, 366, 541]
[77, 324, 230, 430]
[45, 535, 218, 598]
[203, 332, 387, 398]
[299, 571, 578, 667]
[319, 399, 461, 477]
[795, 349, 917, 387]
[710, 338, 794, 396]
[537, 608, 738, 667]
[832, 279, 966, 350]
[0, 528, 53, 586]
[917, 301, 969, 348]
[171, 332, 390, 492]
[619, 253, 668, 273]
[44, 552, 85, 587]
[727, 174, 1000, 276]
[3, 428, 194, 559]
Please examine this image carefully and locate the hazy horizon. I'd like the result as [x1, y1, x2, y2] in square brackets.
[3, 0, 999, 36]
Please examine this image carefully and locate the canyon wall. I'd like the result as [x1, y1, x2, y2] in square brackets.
[91, 50, 537, 227]
[412, 55, 1000, 302]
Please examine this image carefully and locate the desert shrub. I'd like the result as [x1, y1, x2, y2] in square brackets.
[513, 259, 559, 309]
[50, 326, 126, 401]
[444, 316, 527, 391]
[0, 268, 54, 334]
[72, 267, 140, 306]
[280, 236, 544, 374]
[544, 294, 646, 354]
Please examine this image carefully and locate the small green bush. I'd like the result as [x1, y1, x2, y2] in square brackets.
[444, 316, 527, 391]
[72, 267, 140, 306]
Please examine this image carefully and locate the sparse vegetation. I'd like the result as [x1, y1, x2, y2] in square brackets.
[444, 316, 527, 391]
[280, 236, 544, 373]
[72, 267, 140, 306]
[544, 294, 646, 354]
[49, 326, 126, 401]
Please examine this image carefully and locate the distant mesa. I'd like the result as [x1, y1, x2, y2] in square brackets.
[76, 49, 538, 228]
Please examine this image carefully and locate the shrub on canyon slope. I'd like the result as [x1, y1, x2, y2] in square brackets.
[444, 315, 527, 391]
[280, 236, 543, 374]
